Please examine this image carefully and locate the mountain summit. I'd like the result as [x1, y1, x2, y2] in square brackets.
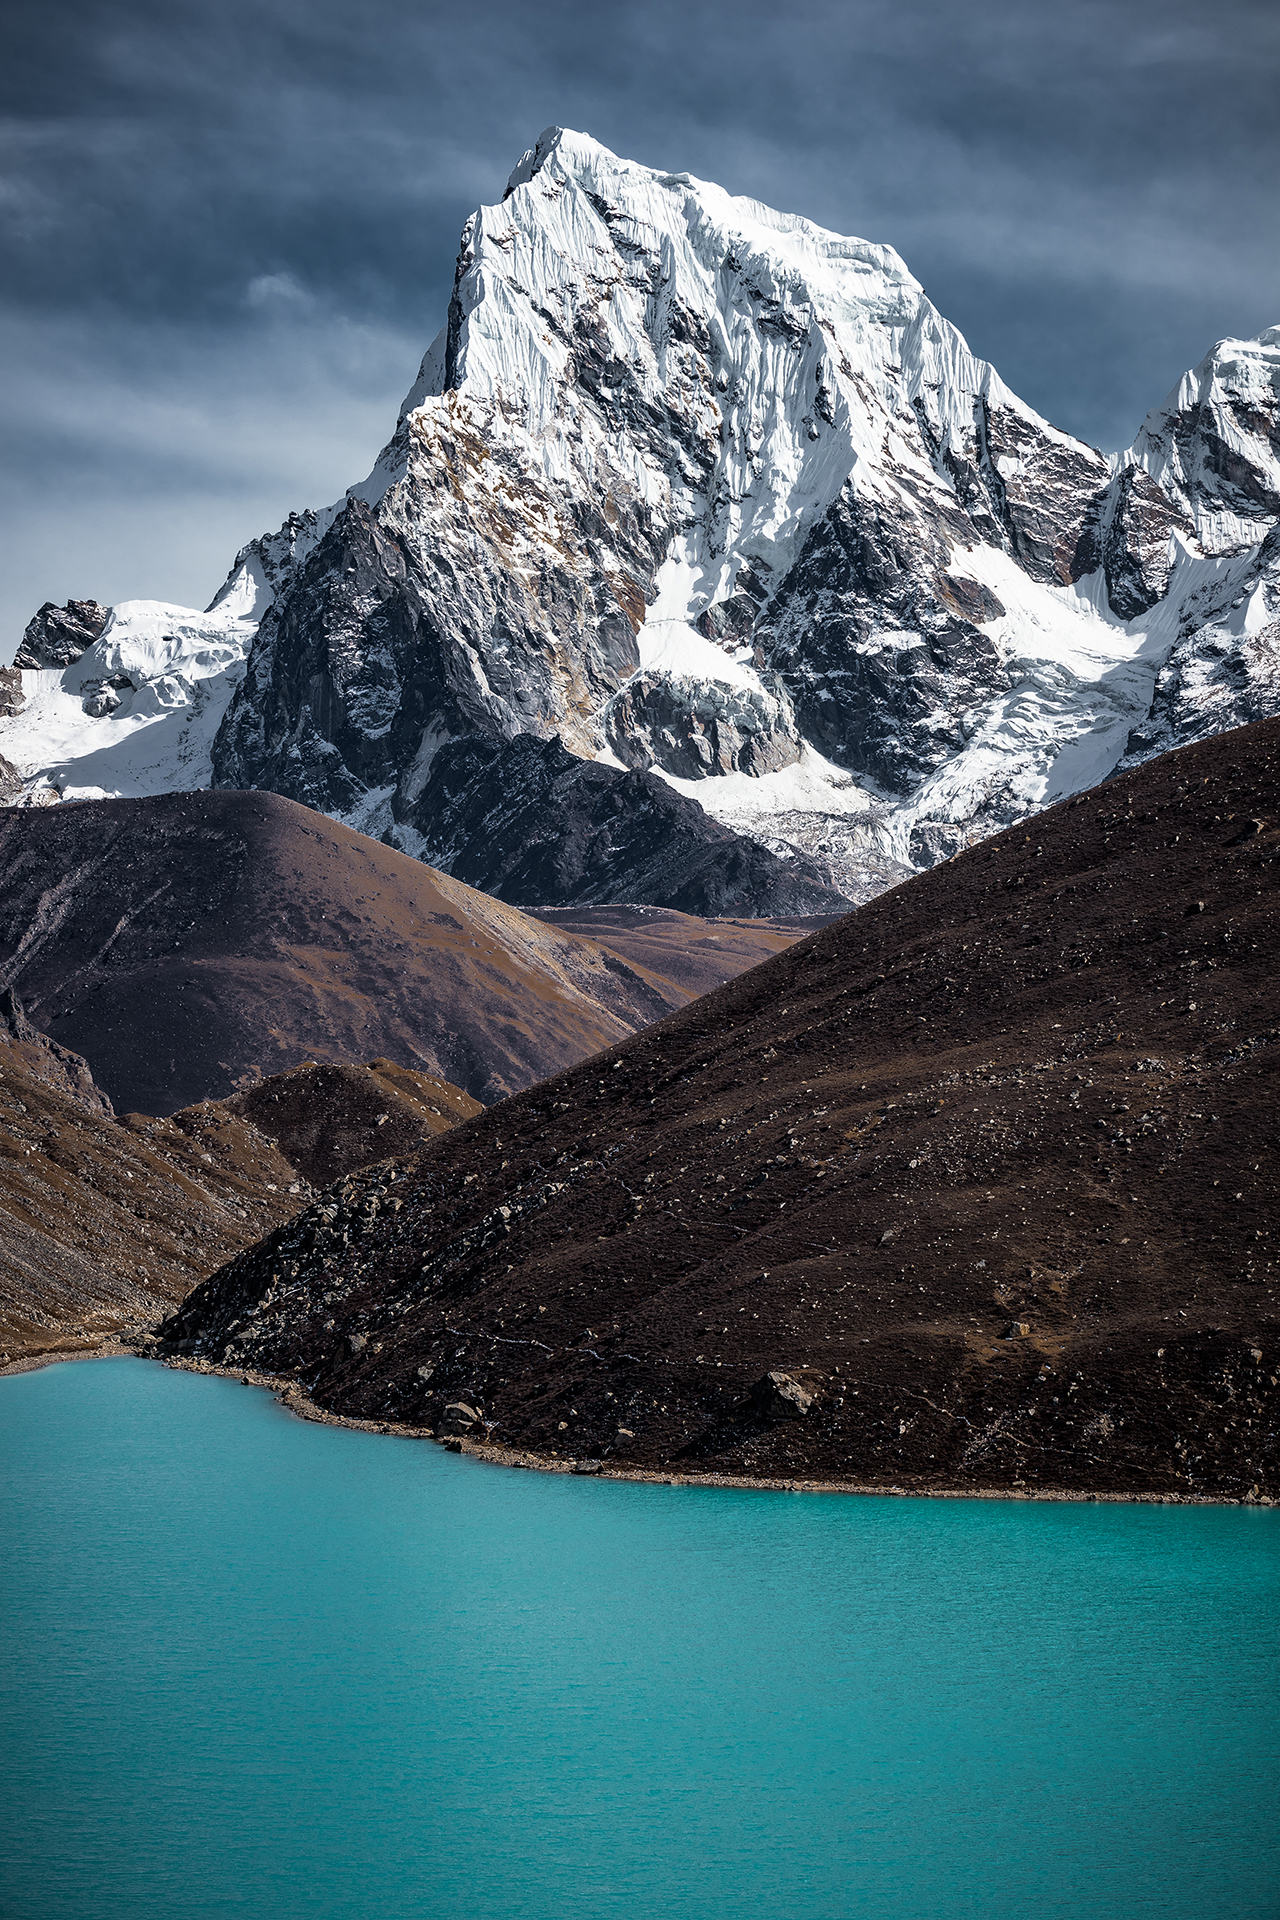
[4, 130, 1279, 908]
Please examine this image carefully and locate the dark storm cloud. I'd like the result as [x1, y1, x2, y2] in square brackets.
[3, 0, 1278, 644]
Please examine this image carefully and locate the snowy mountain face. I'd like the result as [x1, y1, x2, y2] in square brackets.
[3, 128, 1279, 910]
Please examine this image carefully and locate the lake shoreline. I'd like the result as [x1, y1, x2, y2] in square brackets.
[7, 1343, 1269, 1507]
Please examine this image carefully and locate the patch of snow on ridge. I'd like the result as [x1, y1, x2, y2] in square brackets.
[0, 599, 256, 803]
[637, 546, 762, 693]
[658, 739, 877, 823]
[207, 502, 342, 619]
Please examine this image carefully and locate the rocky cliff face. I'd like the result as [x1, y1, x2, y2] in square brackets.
[394, 733, 844, 915]
[15, 600, 109, 671]
[4, 135, 1279, 913]
[1119, 521, 1280, 768]
[209, 451, 658, 822]
[0, 987, 111, 1114]
[1127, 328, 1280, 555]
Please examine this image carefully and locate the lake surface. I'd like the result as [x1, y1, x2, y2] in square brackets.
[1, 1359, 1276, 1920]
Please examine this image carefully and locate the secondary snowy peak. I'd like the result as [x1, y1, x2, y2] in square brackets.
[0, 599, 255, 804]
[1127, 328, 1280, 556]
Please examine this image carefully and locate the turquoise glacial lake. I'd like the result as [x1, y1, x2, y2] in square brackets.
[1, 1359, 1277, 1920]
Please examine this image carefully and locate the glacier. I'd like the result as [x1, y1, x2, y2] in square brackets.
[3, 127, 1278, 908]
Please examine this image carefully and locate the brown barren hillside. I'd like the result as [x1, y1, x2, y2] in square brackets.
[169, 721, 1280, 1501]
[216, 1058, 480, 1189]
[0, 792, 811, 1114]
[0, 1023, 479, 1365]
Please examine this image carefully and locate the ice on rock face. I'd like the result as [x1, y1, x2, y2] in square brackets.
[4, 125, 1280, 910]
[1127, 329, 1280, 556]
[207, 504, 342, 620]
[204, 127, 1125, 861]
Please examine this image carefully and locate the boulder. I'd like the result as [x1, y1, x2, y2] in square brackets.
[440, 1401, 481, 1435]
[750, 1370, 815, 1421]
[82, 685, 123, 718]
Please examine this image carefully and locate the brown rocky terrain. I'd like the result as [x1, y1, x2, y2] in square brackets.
[0, 791, 814, 1114]
[0, 1012, 479, 1366]
[215, 1057, 480, 1189]
[169, 719, 1280, 1500]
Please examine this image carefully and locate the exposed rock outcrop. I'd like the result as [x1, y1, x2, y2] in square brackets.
[751, 1371, 816, 1421]
[1070, 465, 1196, 620]
[1127, 326, 1280, 555]
[396, 732, 845, 915]
[1121, 522, 1280, 767]
[0, 670, 24, 721]
[604, 670, 802, 779]
[209, 425, 659, 820]
[14, 600, 109, 671]
[756, 487, 1013, 796]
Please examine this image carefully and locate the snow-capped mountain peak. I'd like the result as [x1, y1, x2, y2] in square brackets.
[428, 126, 1100, 596]
[4, 129, 1279, 913]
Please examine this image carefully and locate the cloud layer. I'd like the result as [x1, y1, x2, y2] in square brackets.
[4, 0, 1278, 649]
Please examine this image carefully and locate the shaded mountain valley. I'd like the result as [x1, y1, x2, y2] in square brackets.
[168, 721, 1280, 1501]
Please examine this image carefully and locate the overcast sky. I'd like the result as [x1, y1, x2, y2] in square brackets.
[3, 0, 1278, 656]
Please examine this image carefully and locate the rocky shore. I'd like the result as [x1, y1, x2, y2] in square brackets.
[45, 1346, 1255, 1505]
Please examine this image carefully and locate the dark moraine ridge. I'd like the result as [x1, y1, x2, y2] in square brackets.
[398, 732, 849, 916]
[167, 720, 1280, 1500]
